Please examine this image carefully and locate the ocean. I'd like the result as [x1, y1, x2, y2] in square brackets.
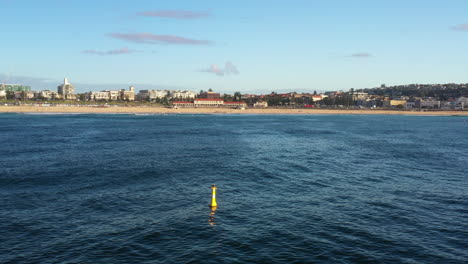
[0, 113, 467, 263]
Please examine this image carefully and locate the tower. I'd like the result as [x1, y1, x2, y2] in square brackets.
[58, 77, 76, 100]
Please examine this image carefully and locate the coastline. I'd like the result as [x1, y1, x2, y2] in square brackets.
[1, 105, 467, 116]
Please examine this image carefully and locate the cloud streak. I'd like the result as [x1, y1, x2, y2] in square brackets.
[109, 33, 212, 45]
[0, 73, 188, 93]
[201, 62, 240, 76]
[348, 53, 372, 58]
[82, 47, 141, 56]
[136, 10, 210, 19]
[451, 23, 468, 31]
[1, 73, 57, 91]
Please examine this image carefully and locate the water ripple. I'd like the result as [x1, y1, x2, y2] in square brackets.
[0, 114, 467, 263]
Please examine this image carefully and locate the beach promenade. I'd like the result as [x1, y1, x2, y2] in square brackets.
[1, 105, 467, 116]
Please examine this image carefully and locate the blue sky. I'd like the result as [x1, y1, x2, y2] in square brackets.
[1, 0, 467, 93]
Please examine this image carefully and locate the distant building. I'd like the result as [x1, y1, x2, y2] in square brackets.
[389, 99, 407, 107]
[57, 78, 76, 100]
[86, 91, 109, 101]
[194, 98, 224, 107]
[121, 86, 135, 101]
[405, 101, 416, 109]
[136, 89, 195, 101]
[85, 86, 135, 101]
[108, 90, 120, 101]
[417, 99, 440, 109]
[253, 101, 268, 108]
[456, 97, 468, 107]
[171, 90, 197, 100]
[312, 95, 323, 102]
[14, 91, 35, 100]
[38, 90, 60, 100]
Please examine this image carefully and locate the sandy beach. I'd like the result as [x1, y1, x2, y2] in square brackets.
[0, 105, 467, 115]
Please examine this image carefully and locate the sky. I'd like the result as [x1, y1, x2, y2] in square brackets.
[1, 0, 467, 94]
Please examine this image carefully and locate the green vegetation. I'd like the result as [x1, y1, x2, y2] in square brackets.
[321, 94, 354, 106]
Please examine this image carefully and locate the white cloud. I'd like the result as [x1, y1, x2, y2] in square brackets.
[200, 62, 240, 76]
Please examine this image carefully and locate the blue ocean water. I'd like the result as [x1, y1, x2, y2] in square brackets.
[0, 113, 467, 264]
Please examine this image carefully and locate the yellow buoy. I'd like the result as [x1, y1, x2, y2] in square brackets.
[210, 184, 217, 208]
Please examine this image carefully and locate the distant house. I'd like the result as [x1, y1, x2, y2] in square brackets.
[171, 90, 196, 99]
[405, 101, 416, 109]
[390, 99, 407, 107]
[456, 97, 468, 107]
[38, 90, 60, 100]
[417, 99, 440, 109]
[253, 101, 268, 108]
[312, 95, 323, 102]
[87, 91, 110, 101]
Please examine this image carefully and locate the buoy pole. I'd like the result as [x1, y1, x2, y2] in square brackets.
[210, 184, 217, 208]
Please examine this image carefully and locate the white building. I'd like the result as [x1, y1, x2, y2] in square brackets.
[457, 97, 468, 107]
[85, 87, 134, 101]
[14, 91, 35, 100]
[57, 78, 76, 100]
[417, 99, 440, 109]
[38, 90, 60, 100]
[108, 90, 120, 101]
[312, 95, 323, 102]
[87, 91, 110, 101]
[136, 89, 196, 101]
[254, 101, 268, 108]
[151, 90, 170, 99]
[194, 98, 224, 107]
[121, 86, 135, 101]
[405, 101, 416, 109]
[170, 90, 197, 99]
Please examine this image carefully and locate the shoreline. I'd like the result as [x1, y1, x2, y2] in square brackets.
[1, 105, 467, 116]
[0, 106, 468, 116]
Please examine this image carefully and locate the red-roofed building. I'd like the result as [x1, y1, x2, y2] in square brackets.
[172, 98, 247, 108]
[194, 98, 224, 107]
[312, 95, 323, 102]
